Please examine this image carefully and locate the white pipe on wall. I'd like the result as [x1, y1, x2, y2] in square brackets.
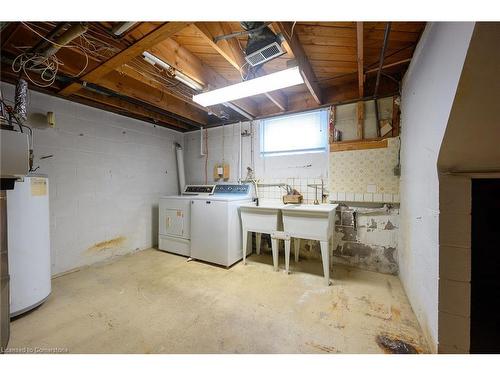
[200, 127, 206, 157]
[175, 143, 186, 194]
[238, 121, 242, 182]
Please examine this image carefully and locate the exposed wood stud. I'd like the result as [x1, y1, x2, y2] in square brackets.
[356, 22, 364, 98]
[356, 101, 364, 140]
[328, 105, 336, 144]
[392, 95, 401, 137]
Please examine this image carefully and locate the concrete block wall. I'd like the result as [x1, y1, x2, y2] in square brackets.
[1, 82, 182, 275]
[398, 22, 475, 352]
[332, 206, 399, 275]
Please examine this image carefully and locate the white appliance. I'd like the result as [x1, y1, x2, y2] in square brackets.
[158, 184, 216, 257]
[7, 174, 51, 317]
[159, 184, 253, 267]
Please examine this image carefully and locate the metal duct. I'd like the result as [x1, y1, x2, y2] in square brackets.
[14, 79, 28, 122]
[175, 143, 186, 194]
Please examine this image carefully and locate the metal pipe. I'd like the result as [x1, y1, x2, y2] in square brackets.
[373, 22, 392, 137]
[213, 22, 272, 43]
[29, 22, 69, 54]
[374, 22, 392, 99]
[41, 23, 88, 57]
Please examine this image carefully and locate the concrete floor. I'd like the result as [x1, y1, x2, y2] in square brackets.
[9, 249, 429, 353]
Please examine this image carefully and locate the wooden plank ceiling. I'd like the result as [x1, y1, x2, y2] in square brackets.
[0, 21, 425, 132]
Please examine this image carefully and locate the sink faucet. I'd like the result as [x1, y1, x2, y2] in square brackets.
[307, 180, 328, 205]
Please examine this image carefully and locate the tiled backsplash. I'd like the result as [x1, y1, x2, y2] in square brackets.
[257, 178, 327, 204]
[328, 137, 401, 203]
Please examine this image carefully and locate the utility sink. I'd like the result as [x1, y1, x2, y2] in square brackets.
[280, 204, 338, 240]
[281, 204, 338, 285]
[240, 200, 285, 270]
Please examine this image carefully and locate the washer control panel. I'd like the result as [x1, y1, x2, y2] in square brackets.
[183, 185, 216, 195]
[214, 184, 250, 195]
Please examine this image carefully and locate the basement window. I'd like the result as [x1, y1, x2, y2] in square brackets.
[260, 109, 328, 157]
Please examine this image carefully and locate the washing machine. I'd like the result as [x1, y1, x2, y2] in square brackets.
[190, 184, 253, 267]
[158, 184, 253, 267]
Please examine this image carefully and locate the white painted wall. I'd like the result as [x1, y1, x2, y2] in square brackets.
[184, 119, 329, 191]
[1, 82, 183, 275]
[398, 22, 475, 351]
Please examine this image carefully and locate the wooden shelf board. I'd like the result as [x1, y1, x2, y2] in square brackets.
[330, 138, 389, 152]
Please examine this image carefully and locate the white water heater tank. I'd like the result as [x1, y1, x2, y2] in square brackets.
[7, 174, 51, 316]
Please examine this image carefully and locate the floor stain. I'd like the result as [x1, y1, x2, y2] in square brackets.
[306, 341, 341, 353]
[376, 334, 420, 354]
[87, 236, 126, 253]
[391, 306, 401, 321]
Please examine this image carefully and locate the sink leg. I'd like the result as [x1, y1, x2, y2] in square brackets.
[242, 230, 248, 265]
[329, 236, 334, 270]
[256, 233, 261, 255]
[320, 240, 331, 286]
[284, 239, 291, 274]
[294, 238, 300, 262]
[271, 238, 279, 271]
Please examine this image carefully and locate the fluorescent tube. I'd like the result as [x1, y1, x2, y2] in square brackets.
[112, 22, 137, 36]
[192, 66, 304, 107]
[142, 51, 204, 91]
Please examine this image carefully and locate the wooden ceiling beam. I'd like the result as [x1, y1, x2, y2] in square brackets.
[97, 70, 207, 124]
[58, 22, 190, 96]
[275, 22, 323, 105]
[149, 37, 259, 117]
[356, 22, 364, 98]
[259, 76, 399, 118]
[193, 22, 287, 112]
[76, 90, 192, 130]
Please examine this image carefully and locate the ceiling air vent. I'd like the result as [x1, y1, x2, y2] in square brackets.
[241, 22, 285, 67]
[245, 41, 285, 67]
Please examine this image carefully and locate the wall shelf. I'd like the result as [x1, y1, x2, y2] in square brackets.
[330, 138, 389, 152]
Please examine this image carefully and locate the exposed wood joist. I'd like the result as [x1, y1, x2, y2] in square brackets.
[96, 70, 207, 124]
[193, 22, 287, 112]
[356, 22, 364, 98]
[258, 75, 399, 118]
[148, 37, 259, 117]
[76, 90, 192, 130]
[275, 22, 322, 105]
[59, 22, 190, 96]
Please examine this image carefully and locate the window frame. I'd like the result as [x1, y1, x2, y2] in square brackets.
[259, 109, 328, 157]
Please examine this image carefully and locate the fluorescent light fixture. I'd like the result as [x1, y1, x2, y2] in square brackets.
[192, 66, 304, 107]
[142, 51, 204, 91]
[112, 22, 137, 36]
